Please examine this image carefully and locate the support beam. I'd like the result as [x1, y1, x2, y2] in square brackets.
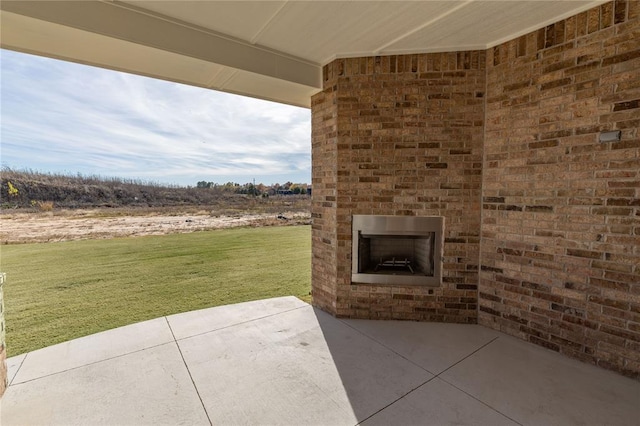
[1, 1, 321, 107]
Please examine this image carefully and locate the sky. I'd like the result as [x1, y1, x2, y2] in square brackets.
[0, 49, 311, 187]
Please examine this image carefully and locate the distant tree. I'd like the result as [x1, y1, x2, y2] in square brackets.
[219, 182, 238, 192]
[196, 181, 216, 188]
[247, 183, 258, 196]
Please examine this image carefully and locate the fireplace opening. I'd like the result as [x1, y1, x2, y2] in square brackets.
[357, 234, 434, 276]
[352, 215, 443, 286]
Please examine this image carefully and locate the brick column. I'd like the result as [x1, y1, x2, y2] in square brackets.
[0, 273, 6, 397]
[310, 78, 340, 314]
[311, 53, 485, 322]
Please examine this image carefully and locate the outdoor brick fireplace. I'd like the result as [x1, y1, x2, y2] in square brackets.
[311, 1, 639, 379]
[311, 50, 485, 324]
[352, 215, 443, 286]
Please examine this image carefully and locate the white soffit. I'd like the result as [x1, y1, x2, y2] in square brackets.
[222, 1, 461, 62]
[1, 0, 608, 108]
[1, 11, 224, 88]
[379, 1, 610, 54]
[121, 0, 608, 62]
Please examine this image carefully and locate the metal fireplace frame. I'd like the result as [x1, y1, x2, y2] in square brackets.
[352, 215, 444, 286]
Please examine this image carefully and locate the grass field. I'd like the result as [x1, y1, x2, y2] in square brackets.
[1, 225, 311, 356]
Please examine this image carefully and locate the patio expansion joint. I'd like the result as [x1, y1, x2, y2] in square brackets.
[338, 319, 439, 376]
[354, 374, 441, 426]
[7, 340, 176, 387]
[340, 324, 522, 426]
[171, 304, 310, 342]
[164, 316, 213, 426]
[434, 336, 524, 426]
[7, 353, 28, 387]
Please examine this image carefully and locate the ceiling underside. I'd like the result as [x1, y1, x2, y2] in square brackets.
[1, 0, 607, 107]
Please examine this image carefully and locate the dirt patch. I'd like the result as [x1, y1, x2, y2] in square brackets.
[0, 209, 310, 244]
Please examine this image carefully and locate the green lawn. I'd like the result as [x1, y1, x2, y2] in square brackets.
[1, 225, 311, 356]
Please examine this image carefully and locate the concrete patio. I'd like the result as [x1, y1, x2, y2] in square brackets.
[2, 296, 639, 425]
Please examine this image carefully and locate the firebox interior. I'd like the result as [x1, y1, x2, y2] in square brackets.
[352, 215, 443, 286]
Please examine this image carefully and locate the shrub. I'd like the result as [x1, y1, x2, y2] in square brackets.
[37, 200, 54, 212]
[7, 181, 19, 197]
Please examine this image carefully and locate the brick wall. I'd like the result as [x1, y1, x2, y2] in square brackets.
[480, 1, 640, 378]
[311, 0, 639, 378]
[312, 52, 485, 322]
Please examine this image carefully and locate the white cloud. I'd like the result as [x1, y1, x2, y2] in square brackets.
[0, 49, 311, 186]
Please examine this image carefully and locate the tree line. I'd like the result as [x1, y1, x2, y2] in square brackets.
[195, 181, 310, 196]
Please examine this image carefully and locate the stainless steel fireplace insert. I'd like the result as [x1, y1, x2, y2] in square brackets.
[352, 215, 444, 286]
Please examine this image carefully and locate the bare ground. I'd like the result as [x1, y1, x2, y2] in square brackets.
[0, 208, 310, 244]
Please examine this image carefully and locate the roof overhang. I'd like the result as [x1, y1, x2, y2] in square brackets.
[0, 1, 607, 108]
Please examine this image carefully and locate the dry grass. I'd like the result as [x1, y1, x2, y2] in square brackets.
[0, 208, 310, 244]
[36, 200, 54, 211]
[1, 167, 311, 210]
